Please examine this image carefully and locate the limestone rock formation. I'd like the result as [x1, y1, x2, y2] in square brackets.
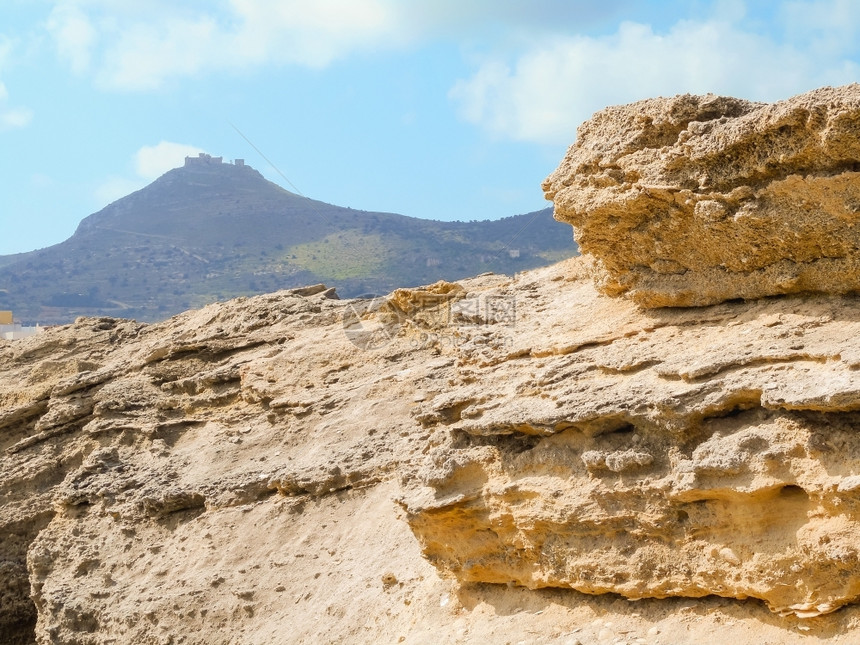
[2, 256, 860, 643]
[400, 261, 860, 619]
[6, 87, 860, 644]
[542, 84, 860, 307]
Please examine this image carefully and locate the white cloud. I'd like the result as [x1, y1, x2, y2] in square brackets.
[135, 141, 204, 180]
[450, 8, 860, 144]
[46, 2, 97, 74]
[47, 0, 403, 90]
[97, 15, 221, 91]
[96, 141, 205, 205]
[46, 0, 630, 91]
[94, 175, 143, 205]
[41, 0, 860, 145]
[0, 44, 34, 132]
[0, 107, 34, 130]
[229, 0, 400, 66]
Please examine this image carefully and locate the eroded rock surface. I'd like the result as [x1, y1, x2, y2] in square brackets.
[401, 261, 860, 618]
[2, 257, 860, 644]
[7, 84, 860, 640]
[543, 84, 860, 307]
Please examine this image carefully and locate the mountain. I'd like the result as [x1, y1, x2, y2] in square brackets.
[0, 155, 577, 324]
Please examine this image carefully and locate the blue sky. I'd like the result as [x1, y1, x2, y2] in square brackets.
[1, 0, 859, 255]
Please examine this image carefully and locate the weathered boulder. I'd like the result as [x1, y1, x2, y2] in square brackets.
[542, 84, 860, 307]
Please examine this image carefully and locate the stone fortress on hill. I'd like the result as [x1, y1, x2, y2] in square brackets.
[184, 152, 245, 168]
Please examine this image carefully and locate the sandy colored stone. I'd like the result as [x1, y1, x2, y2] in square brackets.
[2, 258, 860, 644]
[543, 84, 860, 307]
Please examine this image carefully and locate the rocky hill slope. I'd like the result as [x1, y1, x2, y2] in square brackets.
[2, 85, 860, 645]
[0, 157, 575, 325]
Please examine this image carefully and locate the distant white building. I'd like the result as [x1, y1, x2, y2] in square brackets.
[0, 324, 43, 340]
[0, 312, 44, 340]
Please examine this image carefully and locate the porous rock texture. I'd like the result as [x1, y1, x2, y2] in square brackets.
[543, 84, 860, 307]
[2, 260, 860, 644]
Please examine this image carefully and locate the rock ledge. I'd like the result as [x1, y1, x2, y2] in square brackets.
[543, 84, 860, 307]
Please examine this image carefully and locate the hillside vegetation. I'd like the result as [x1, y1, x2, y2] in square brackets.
[0, 159, 576, 323]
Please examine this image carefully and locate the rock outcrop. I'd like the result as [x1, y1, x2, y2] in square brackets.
[400, 262, 860, 619]
[4, 86, 860, 645]
[543, 84, 860, 307]
[1, 259, 860, 643]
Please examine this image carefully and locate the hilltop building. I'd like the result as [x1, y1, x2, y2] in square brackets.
[184, 153, 247, 168]
[0, 311, 44, 340]
[184, 153, 223, 166]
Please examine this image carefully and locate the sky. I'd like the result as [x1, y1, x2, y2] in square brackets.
[1, 0, 859, 255]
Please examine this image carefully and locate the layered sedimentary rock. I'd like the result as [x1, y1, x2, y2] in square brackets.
[542, 84, 860, 307]
[0, 286, 458, 645]
[2, 258, 860, 645]
[400, 261, 860, 618]
[5, 87, 860, 644]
